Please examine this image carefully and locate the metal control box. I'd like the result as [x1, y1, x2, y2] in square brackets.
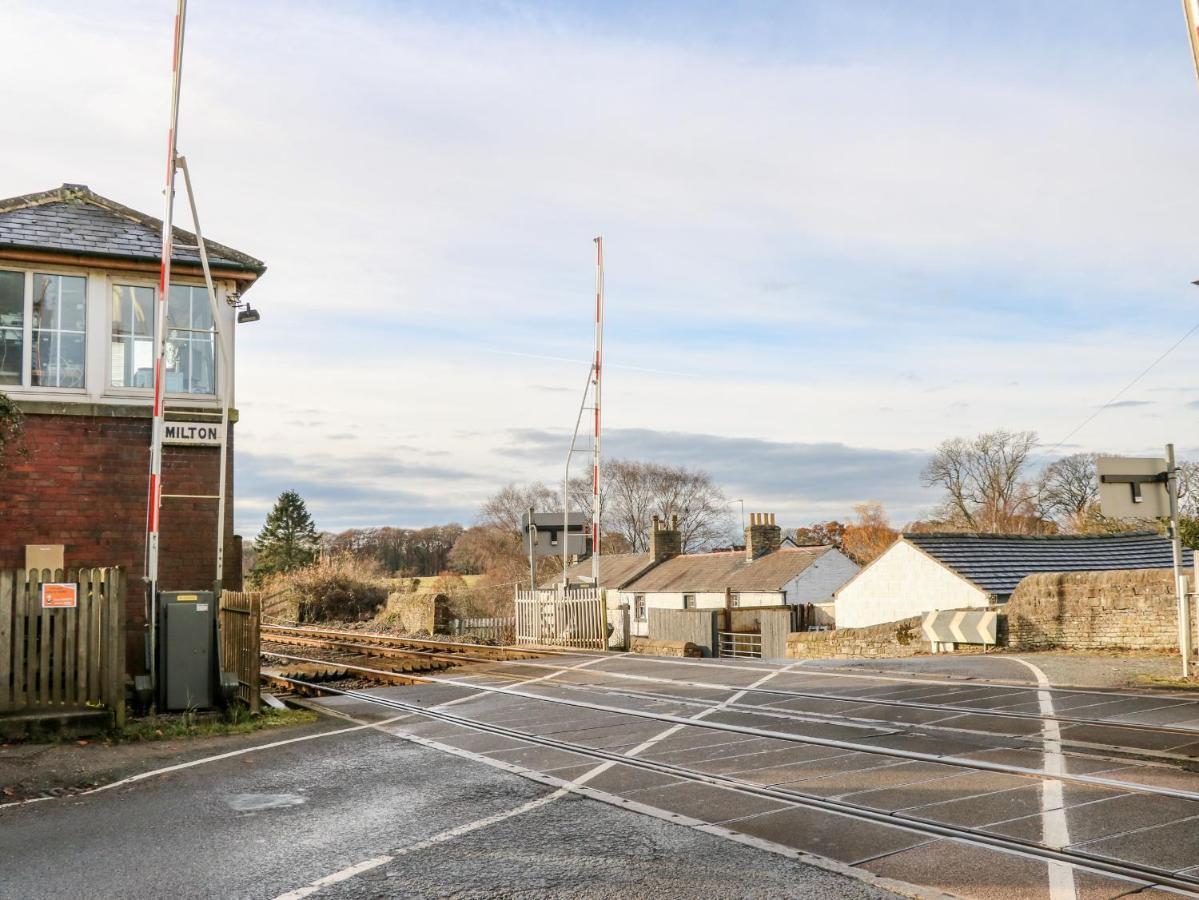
[159, 591, 216, 710]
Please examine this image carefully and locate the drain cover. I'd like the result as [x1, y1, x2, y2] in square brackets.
[226, 793, 306, 812]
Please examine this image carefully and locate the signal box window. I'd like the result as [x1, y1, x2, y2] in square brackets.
[0, 270, 22, 385]
[166, 284, 216, 395]
[110, 284, 156, 388]
[31, 274, 87, 388]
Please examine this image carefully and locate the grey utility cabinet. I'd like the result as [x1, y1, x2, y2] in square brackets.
[159, 590, 216, 710]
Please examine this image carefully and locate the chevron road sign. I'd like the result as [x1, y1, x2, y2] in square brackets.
[921, 609, 998, 646]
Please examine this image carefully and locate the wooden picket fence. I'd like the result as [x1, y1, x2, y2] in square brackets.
[219, 590, 261, 713]
[515, 587, 606, 650]
[0, 568, 126, 726]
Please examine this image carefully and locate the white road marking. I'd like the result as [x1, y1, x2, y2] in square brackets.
[0, 714, 412, 811]
[0, 654, 605, 812]
[1009, 657, 1077, 900]
[272, 789, 569, 900]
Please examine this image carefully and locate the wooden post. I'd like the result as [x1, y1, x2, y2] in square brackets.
[13, 571, 27, 709]
[0, 570, 11, 712]
[27, 569, 41, 707]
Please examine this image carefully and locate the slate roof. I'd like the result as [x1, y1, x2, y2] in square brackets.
[555, 552, 654, 589]
[726, 546, 835, 591]
[624, 551, 750, 593]
[0, 184, 264, 273]
[904, 531, 1193, 597]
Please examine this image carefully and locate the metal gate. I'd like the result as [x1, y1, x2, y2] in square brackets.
[515, 588, 605, 650]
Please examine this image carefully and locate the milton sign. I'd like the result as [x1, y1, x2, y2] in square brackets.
[162, 421, 224, 447]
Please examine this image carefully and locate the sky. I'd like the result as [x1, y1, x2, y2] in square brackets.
[5, 1, 1199, 537]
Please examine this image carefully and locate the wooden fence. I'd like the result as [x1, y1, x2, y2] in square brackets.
[515, 588, 606, 650]
[0, 568, 126, 726]
[218, 590, 260, 713]
[444, 616, 515, 644]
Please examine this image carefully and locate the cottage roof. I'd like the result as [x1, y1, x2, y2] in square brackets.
[557, 552, 654, 589]
[0, 184, 265, 274]
[624, 551, 750, 593]
[725, 546, 833, 591]
[903, 530, 1192, 596]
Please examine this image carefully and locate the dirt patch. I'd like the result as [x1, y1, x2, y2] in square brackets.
[1005, 649, 1194, 689]
[0, 708, 334, 804]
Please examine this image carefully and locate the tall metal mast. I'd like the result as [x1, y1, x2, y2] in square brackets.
[591, 237, 604, 589]
[145, 0, 188, 677]
[562, 238, 605, 589]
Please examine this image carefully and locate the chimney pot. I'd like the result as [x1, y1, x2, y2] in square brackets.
[745, 512, 782, 560]
[649, 514, 681, 562]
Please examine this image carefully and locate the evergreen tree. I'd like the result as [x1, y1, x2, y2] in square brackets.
[252, 490, 319, 579]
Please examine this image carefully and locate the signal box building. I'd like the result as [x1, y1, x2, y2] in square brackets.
[0, 183, 265, 665]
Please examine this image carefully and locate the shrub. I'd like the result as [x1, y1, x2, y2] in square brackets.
[261, 555, 389, 622]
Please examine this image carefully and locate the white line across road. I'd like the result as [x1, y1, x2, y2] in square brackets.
[269, 662, 805, 899]
[1009, 657, 1076, 900]
[272, 788, 569, 900]
[0, 654, 608, 813]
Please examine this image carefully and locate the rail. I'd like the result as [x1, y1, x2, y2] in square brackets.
[274, 673, 1199, 895]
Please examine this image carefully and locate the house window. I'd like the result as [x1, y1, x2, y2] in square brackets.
[110, 284, 156, 388]
[634, 594, 646, 622]
[683, 594, 696, 610]
[0, 270, 22, 385]
[31, 274, 86, 388]
[166, 284, 215, 395]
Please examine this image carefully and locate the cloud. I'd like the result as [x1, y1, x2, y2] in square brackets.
[500, 427, 937, 525]
[234, 451, 478, 534]
[1102, 400, 1152, 409]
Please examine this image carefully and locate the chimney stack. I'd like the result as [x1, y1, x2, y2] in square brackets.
[745, 512, 781, 561]
[650, 514, 682, 562]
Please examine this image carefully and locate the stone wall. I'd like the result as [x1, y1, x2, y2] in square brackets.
[383, 591, 437, 634]
[1007, 569, 1198, 652]
[786, 616, 928, 659]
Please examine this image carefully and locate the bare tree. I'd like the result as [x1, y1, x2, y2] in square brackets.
[570, 459, 732, 552]
[1035, 453, 1098, 531]
[1178, 460, 1199, 519]
[478, 482, 557, 533]
[921, 429, 1048, 533]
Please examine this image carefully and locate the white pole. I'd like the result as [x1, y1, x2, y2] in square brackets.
[592, 237, 604, 591]
[146, 0, 187, 680]
[177, 156, 232, 589]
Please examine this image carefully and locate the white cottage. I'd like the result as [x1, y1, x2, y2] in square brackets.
[612, 514, 859, 637]
[834, 530, 1190, 629]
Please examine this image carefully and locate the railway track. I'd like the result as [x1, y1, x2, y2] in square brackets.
[277, 671, 1199, 896]
[469, 657, 1199, 760]
[260, 623, 544, 663]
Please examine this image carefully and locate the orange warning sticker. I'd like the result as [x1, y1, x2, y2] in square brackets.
[41, 583, 77, 609]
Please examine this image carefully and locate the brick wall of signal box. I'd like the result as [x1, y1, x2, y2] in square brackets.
[0, 411, 241, 671]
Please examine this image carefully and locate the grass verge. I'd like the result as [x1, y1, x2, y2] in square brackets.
[113, 708, 318, 743]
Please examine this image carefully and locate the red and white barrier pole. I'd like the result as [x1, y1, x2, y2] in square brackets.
[146, 0, 187, 677]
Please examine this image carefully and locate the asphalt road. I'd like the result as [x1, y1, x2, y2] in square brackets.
[7, 650, 1199, 899]
[0, 720, 899, 900]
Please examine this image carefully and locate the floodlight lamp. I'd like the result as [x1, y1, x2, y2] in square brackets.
[237, 304, 261, 324]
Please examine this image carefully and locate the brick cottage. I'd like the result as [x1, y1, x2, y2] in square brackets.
[0, 184, 265, 668]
